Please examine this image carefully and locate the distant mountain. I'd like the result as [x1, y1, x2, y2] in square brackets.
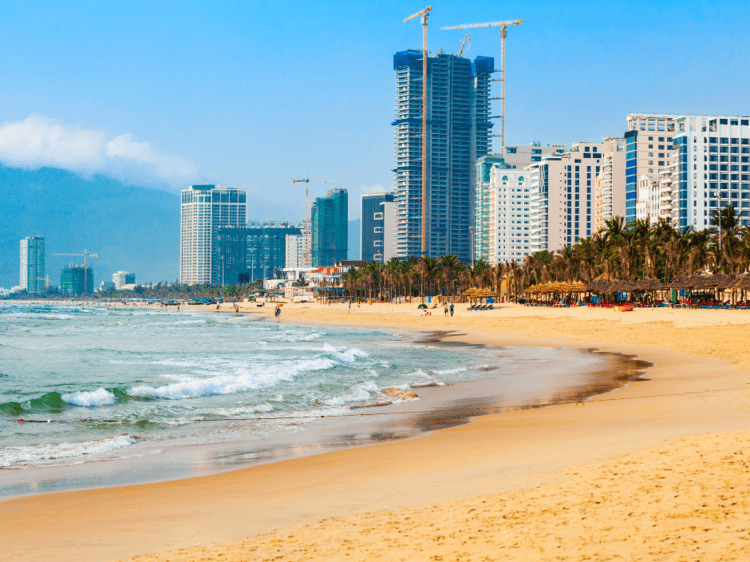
[0, 166, 179, 289]
[348, 219, 360, 260]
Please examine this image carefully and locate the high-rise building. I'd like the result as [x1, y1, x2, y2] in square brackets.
[112, 271, 136, 290]
[247, 222, 302, 280]
[474, 155, 509, 262]
[285, 233, 306, 269]
[624, 114, 680, 223]
[215, 226, 250, 285]
[392, 50, 494, 262]
[311, 189, 348, 267]
[361, 192, 394, 263]
[528, 142, 604, 255]
[593, 137, 626, 232]
[180, 184, 247, 285]
[61, 265, 93, 294]
[20, 236, 45, 293]
[486, 168, 531, 264]
[671, 115, 750, 231]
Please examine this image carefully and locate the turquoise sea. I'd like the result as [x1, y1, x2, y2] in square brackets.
[0, 302, 608, 497]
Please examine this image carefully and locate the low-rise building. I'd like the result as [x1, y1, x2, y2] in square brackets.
[112, 271, 135, 290]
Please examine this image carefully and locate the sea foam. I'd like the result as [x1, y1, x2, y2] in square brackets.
[61, 388, 117, 407]
[0, 435, 137, 468]
[128, 357, 337, 401]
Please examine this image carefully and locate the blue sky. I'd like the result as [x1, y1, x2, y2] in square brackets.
[0, 0, 748, 221]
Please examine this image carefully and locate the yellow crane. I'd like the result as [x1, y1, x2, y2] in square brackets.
[35, 276, 52, 291]
[458, 34, 471, 58]
[291, 176, 354, 267]
[441, 19, 523, 152]
[403, 5, 432, 257]
[54, 250, 98, 294]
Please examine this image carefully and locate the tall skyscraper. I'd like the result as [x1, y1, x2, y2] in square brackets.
[20, 236, 45, 293]
[311, 188, 348, 267]
[361, 192, 394, 263]
[392, 50, 494, 262]
[180, 184, 246, 285]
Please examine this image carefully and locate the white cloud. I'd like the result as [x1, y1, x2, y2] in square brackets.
[0, 114, 197, 187]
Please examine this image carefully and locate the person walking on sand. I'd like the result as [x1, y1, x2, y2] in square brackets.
[275, 305, 281, 319]
[444, 304, 449, 316]
[450, 303, 454, 317]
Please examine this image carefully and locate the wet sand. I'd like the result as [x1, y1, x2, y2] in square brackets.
[2, 302, 750, 561]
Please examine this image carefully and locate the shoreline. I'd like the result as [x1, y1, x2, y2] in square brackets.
[0, 319, 642, 501]
[2, 302, 750, 561]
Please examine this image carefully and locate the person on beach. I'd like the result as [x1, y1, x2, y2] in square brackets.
[450, 303, 454, 317]
[444, 304, 449, 316]
[275, 306, 281, 318]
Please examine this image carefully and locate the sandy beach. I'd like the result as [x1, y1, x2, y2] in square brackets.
[2, 302, 750, 561]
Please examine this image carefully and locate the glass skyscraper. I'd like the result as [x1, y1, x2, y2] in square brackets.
[20, 236, 45, 293]
[311, 188, 348, 267]
[180, 184, 247, 285]
[392, 50, 494, 262]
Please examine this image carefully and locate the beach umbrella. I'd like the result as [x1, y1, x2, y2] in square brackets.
[569, 281, 588, 293]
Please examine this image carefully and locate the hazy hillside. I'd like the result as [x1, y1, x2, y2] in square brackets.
[0, 166, 179, 289]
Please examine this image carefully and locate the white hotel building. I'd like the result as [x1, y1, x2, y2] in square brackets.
[486, 168, 532, 264]
[671, 115, 750, 230]
[180, 184, 247, 285]
[483, 142, 604, 264]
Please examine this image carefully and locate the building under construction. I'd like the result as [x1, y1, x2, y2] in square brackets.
[61, 265, 93, 295]
[392, 50, 494, 262]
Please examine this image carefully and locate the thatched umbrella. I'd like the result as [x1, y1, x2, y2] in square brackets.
[462, 287, 480, 298]
[477, 288, 499, 298]
[568, 281, 588, 293]
[635, 277, 664, 292]
[730, 272, 750, 291]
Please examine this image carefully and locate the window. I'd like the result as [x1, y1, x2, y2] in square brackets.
[373, 240, 383, 247]
[373, 212, 383, 220]
[373, 227, 383, 234]
[506, 147, 517, 154]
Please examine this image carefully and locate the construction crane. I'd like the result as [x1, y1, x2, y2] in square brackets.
[36, 276, 52, 291]
[54, 250, 98, 294]
[441, 19, 522, 152]
[404, 5, 432, 257]
[458, 34, 471, 58]
[292, 176, 354, 267]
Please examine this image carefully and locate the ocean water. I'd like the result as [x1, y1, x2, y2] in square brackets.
[0, 302, 609, 496]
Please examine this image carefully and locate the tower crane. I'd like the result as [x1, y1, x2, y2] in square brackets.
[441, 19, 522, 152]
[403, 5, 432, 257]
[36, 276, 52, 291]
[458, 34, 471, 58]
[292, 176, 354, 267]
[54, 250, 98, 294]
